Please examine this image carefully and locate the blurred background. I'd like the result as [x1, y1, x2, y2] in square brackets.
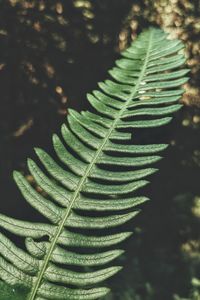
[0, 0, 200, 299]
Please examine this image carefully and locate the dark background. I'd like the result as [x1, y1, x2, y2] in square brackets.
[0, 1, 200, 299]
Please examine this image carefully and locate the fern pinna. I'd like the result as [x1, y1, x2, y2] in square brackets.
[0, 28, 188, 300]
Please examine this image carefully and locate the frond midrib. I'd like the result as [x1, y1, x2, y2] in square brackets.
[28, 30, 154, 300]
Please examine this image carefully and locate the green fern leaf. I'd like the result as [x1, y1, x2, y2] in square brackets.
[0, 28, 188, 300]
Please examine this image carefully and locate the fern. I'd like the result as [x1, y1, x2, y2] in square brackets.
[0, 28, 188, 300]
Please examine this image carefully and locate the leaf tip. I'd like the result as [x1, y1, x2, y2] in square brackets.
[52, 133, 59, 143]
[13, 170, 20, 180]
[34, 147, 43, 157]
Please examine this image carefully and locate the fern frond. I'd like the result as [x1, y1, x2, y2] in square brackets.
[0, 28, 188, 300]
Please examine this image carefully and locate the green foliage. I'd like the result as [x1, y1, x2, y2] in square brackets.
[0, 28, 188, 299]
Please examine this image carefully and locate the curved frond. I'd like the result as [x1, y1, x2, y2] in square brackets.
[0, 28, 188, 300]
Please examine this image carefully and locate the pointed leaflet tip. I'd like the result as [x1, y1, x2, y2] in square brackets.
[52, 133, 59, 144]
[34, 147, 42, 156]
[13, 170, 20, 181]
[68, 108, 75, 115]
[61, 123, 67, 132]
[149, 168, 159, 176]
[27, 157, 33, 166]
